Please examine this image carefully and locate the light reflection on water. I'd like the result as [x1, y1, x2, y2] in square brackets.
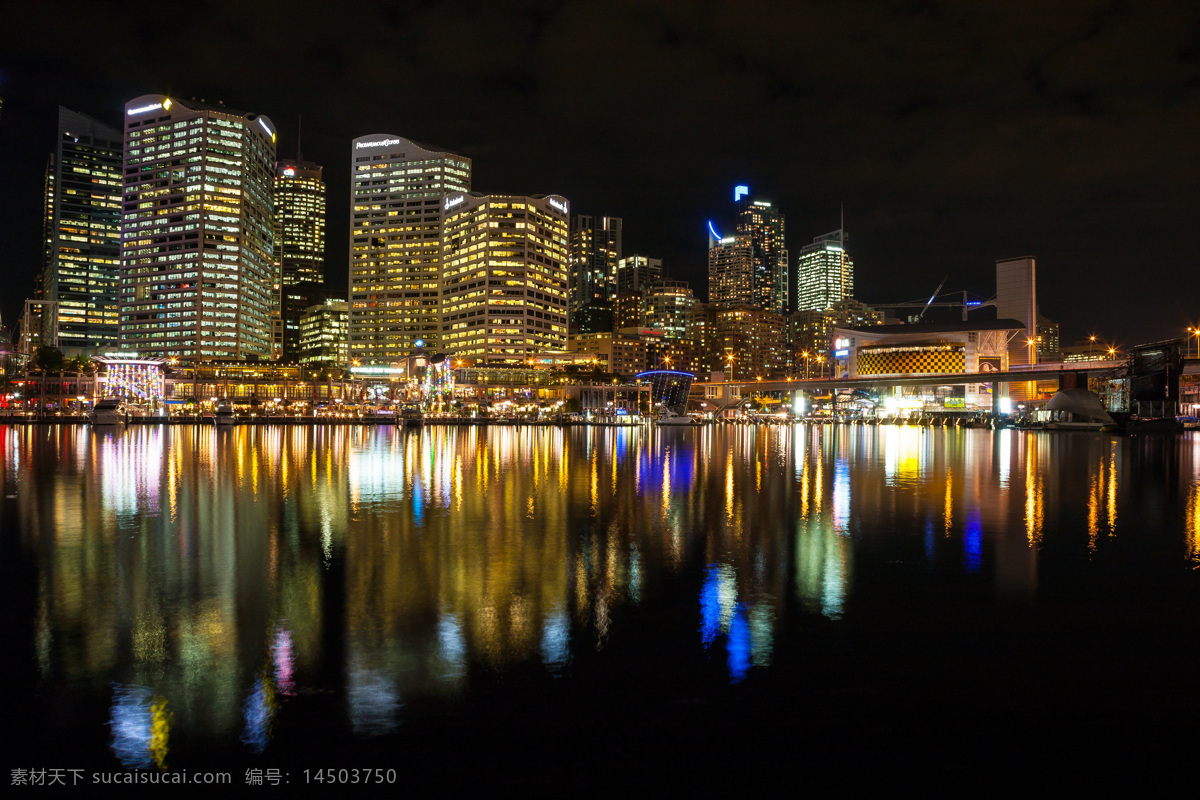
[2, 424, 1199, 762]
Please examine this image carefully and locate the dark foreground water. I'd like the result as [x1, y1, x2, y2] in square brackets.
[2, 423, 1199, 789]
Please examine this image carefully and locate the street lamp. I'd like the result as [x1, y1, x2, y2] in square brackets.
[725, 354, 735, 383]
[1188, 327, 1199, 358]
[802, 351, 810, 380]
[1089, 335, 1097, 361]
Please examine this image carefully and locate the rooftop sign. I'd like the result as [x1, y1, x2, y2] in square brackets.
[127, 99, 171, 116]
[356, 138, 401, 149]
[548, 197, 568, 214]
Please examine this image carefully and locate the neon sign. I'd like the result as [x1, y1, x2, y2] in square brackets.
[734, 185, 749, 201]
[444, 195, 464, 211]
[356, 138, 400, 149]
[282, 167, 295, 177]
[548, 198, 567, 214]
[707, 221, 722, 240]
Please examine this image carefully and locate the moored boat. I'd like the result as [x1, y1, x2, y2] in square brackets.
[655, 408, 701, 426]
[90, 398, 125, 426]
[400, 404, 425, 427]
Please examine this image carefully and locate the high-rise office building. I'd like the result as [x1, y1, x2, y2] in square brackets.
[41, 107, 123, 354]
[440, 193, 569, 366]
[569, 215, 621, 333]
[299, 300, 349, 367]
[274, 158, 326, 359]
[795, 230, 854, 312]
[616, 254, 663, 295]
[706, 187, 787, 313]
[120, 95, 276, 359]
[643, 280, 695, 341]
[348, 135, 471, 363]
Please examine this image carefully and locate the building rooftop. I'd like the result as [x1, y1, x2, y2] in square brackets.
[840, 318, 1027, 335]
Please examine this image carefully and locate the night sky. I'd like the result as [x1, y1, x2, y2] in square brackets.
[2, 1, 1198, 349]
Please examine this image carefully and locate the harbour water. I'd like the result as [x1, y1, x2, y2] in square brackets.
[3, 424, 1199, 787]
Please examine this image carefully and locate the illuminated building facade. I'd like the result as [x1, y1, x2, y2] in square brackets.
[120, 95, 276, 359]
[298, 300, 348, 367]
[42, 107, 123, 354]
[707, 235, 754, 306]
[93, 353, 166, 401]
[706, 187, 786, 313]
[737, 196, 787, 314]
[568, 215, 621, 333]
[441, 193, 569, 366]
[712, 305, 787, 379]
[274, 158, 326, 359]
[569, 331, 646, 377]
[1036, 314, 1060, 361]
[613, 291, 644, 331]
[349, 135, 471, 363]
[788, 297, 883, 369]
[616, 254, 662, 295]
[835, 319, 1021, 409]
[795, 230, 853, 312]
[643, 280, 695, 341]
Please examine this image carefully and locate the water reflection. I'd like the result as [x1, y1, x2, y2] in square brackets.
[2, 424, 1197, 761]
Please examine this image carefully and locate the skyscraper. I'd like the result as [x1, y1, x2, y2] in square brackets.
[795, 230, 854, 312]
[616, 254, 663, 295]
[738, 197, 787, 314]
[274, 158, 326, 359]
[348, 135, 471, 364]
[707, 186, 786, 313]
[707, 234, 754, 305]
[568, 215, 622, 333]
[440, 193, 569, 365]
[42, 107, 122, 354]
[120, 95, 276, 359]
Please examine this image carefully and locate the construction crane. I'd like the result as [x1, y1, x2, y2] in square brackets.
[869, 279, 995, 322]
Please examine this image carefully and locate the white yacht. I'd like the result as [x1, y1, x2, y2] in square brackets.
[90, 398, 125, 426]
[215, 403, 237, 426]
[654, 408, 700, 427]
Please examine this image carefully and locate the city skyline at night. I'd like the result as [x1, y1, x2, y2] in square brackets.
[2, 3, 1199, 351]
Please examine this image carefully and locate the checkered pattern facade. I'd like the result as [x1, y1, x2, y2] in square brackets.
[857, 345, 966, 376]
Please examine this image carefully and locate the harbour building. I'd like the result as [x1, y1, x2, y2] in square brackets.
[274, 158, 326, 359]
[41, 107, 123, 354]
[348, 135, 471, 363]
[795, 229, 854, 312]
[119, 95, 276, 359]
[440, 193, 570, 366]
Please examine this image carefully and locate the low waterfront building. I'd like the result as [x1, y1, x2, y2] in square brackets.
[833, 319, 1026, 410]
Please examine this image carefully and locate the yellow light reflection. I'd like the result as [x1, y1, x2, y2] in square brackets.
[1024, 438, 1044, 546]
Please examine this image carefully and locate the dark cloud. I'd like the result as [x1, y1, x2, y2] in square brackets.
[2, 0, 1198, 343]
